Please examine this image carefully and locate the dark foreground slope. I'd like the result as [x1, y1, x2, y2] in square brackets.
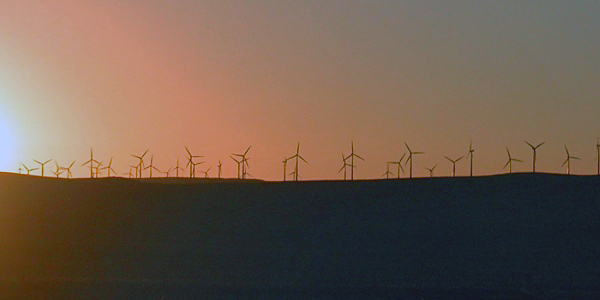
[0, 173, 599, 299]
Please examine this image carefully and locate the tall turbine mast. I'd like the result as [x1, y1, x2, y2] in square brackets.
[388, 153, 405, 179]
[444, 156, 464, 177]
[525, 141, 545, 173]
[466, 140, 474, 177]
[597, 138, 600, 175]
[425, 164, 437, 177]
[347, 141, 364, 180]
[33, 159, 52, 177]
[289, 143, 307, 181]
[404, 142, 424, 178]
[503, 147, 522, 173]
[562, 145, 580, 175]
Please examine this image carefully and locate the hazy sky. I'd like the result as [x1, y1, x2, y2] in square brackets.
[1, 1, 599, 179]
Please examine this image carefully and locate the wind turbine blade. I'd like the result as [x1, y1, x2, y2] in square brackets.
[525, 141, 533, 148]
[445, 156, 452, 162]
[572, 156, 581, 160]
[503, 160, 510, 169]
[355, 154, 365, 161]
[299, 156, 308, 164]
[404, 142, 411, 153]
[456, 156, 464, 162]
[44, 159, 51, 164]
[536, 142, 545, 148]
[564, 145, 569, 156]
[244, 146, 252, 155]
[561, 159, 568, 167]
[142, 149, 149, 158]
[69, 161, 76, 168]
[513, 159, 523, 162]
[399, 153, 406, 162]
[414, 152, 424, 155]
[185, 147, 192, 157]
[34, 160, 41, 164]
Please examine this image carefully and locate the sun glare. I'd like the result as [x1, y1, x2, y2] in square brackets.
[0, 116, 15, 172]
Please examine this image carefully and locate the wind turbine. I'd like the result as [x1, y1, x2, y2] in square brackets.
[444, 156, 464, 177]
[160, 167, 173, 178]
[174, 157, 184, 178]
[132, 149, 149, 178]
[192, 160, 204, 178]
[51, 162, 63, 178]
[289, 143, 308, 181]
[94, 161, 103, 178]
[144, 155, 158, 178]
[503, 147, 522, 173]
[60, 161, 76, 179]
[425, 164, 437, 177]
[201, 166, 212, 178]
[388, 153, 406, 179]
[346, 141, 364, 180]
[230, 156, 242, 179]
[101, 157, 116, 177]
[232, 146, 251, 179]
[562, 145, 580, 175]
[525, 141, 544, 173]
[21, 164, 38, 175]
[184, 147, 203, 178]
[382, 163, 394, 179]
[404, 142, 424, 178]
[338, 153, 353, 181]
[81, 147, 95, 178]
[217, 160, 222, 179]
[34, 159, 52, 177]
[282, 156, 292, 181]
[466, 140, 474, 177]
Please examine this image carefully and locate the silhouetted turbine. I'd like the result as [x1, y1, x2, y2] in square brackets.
[185, 147, 203, 178]
[132, 149, 149, 178]
[34, 159, 52, 177]
[51, 162, 63, 178]
[562, 145, 580, 175]
[503, 147, 522, 173]
[425, 164, 437, 177]
[289, 143, 308, 181]
[81, 147, 96, 178]
[282, 156, 292, 181]
[466, 140, 474, 177]
[230, 156, 242, 179]
[201, 166, 212, 178]
[217, 160, 222, 179]
[382, 163, 394, 179]
[388, 153, 405, 179]
[404, 142, 424, 178]
[144, 155, 158, 178]
[525, 141, 544, 173]
[174, 157, 184, 178]
[444, 156, 464, 177]
[21, 163, 38, 175]
[338, 153, 353, 181]
[347, 141, 364, 180]
[232, 146, 251, 179]
[101, 157, 116, 177]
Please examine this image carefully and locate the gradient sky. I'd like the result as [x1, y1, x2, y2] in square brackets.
[1, 1, 599, 180]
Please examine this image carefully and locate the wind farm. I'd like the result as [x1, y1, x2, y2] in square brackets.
[3, 1, 600, 298]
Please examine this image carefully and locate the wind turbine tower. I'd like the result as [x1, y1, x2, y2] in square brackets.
[388, 153, 405, 179]
[525, 141, 545, 173]
[290, 143, 308, 181]
[562, 145, 580, 175]
[34, 159, 52, 177]
[444, 156, 464, 177]
[382, 163, 394, 179]
[404, 142, 424, 178]
[503, 147, 522, 173]
[347, 141, 364, 180]
[467, 140, 474, 177]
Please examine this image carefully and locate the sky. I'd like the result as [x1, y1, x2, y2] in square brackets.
[0, 0, 599, 180]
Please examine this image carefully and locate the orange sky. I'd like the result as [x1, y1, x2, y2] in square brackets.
[1, 1, 600, 179]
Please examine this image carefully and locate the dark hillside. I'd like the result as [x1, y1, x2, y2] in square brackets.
[0, 173, 599, 299]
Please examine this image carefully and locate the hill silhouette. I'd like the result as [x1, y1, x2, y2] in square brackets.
[0, 173, 599, 299]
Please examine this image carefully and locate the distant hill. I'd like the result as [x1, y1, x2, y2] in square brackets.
[0, 173, 599, 299]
